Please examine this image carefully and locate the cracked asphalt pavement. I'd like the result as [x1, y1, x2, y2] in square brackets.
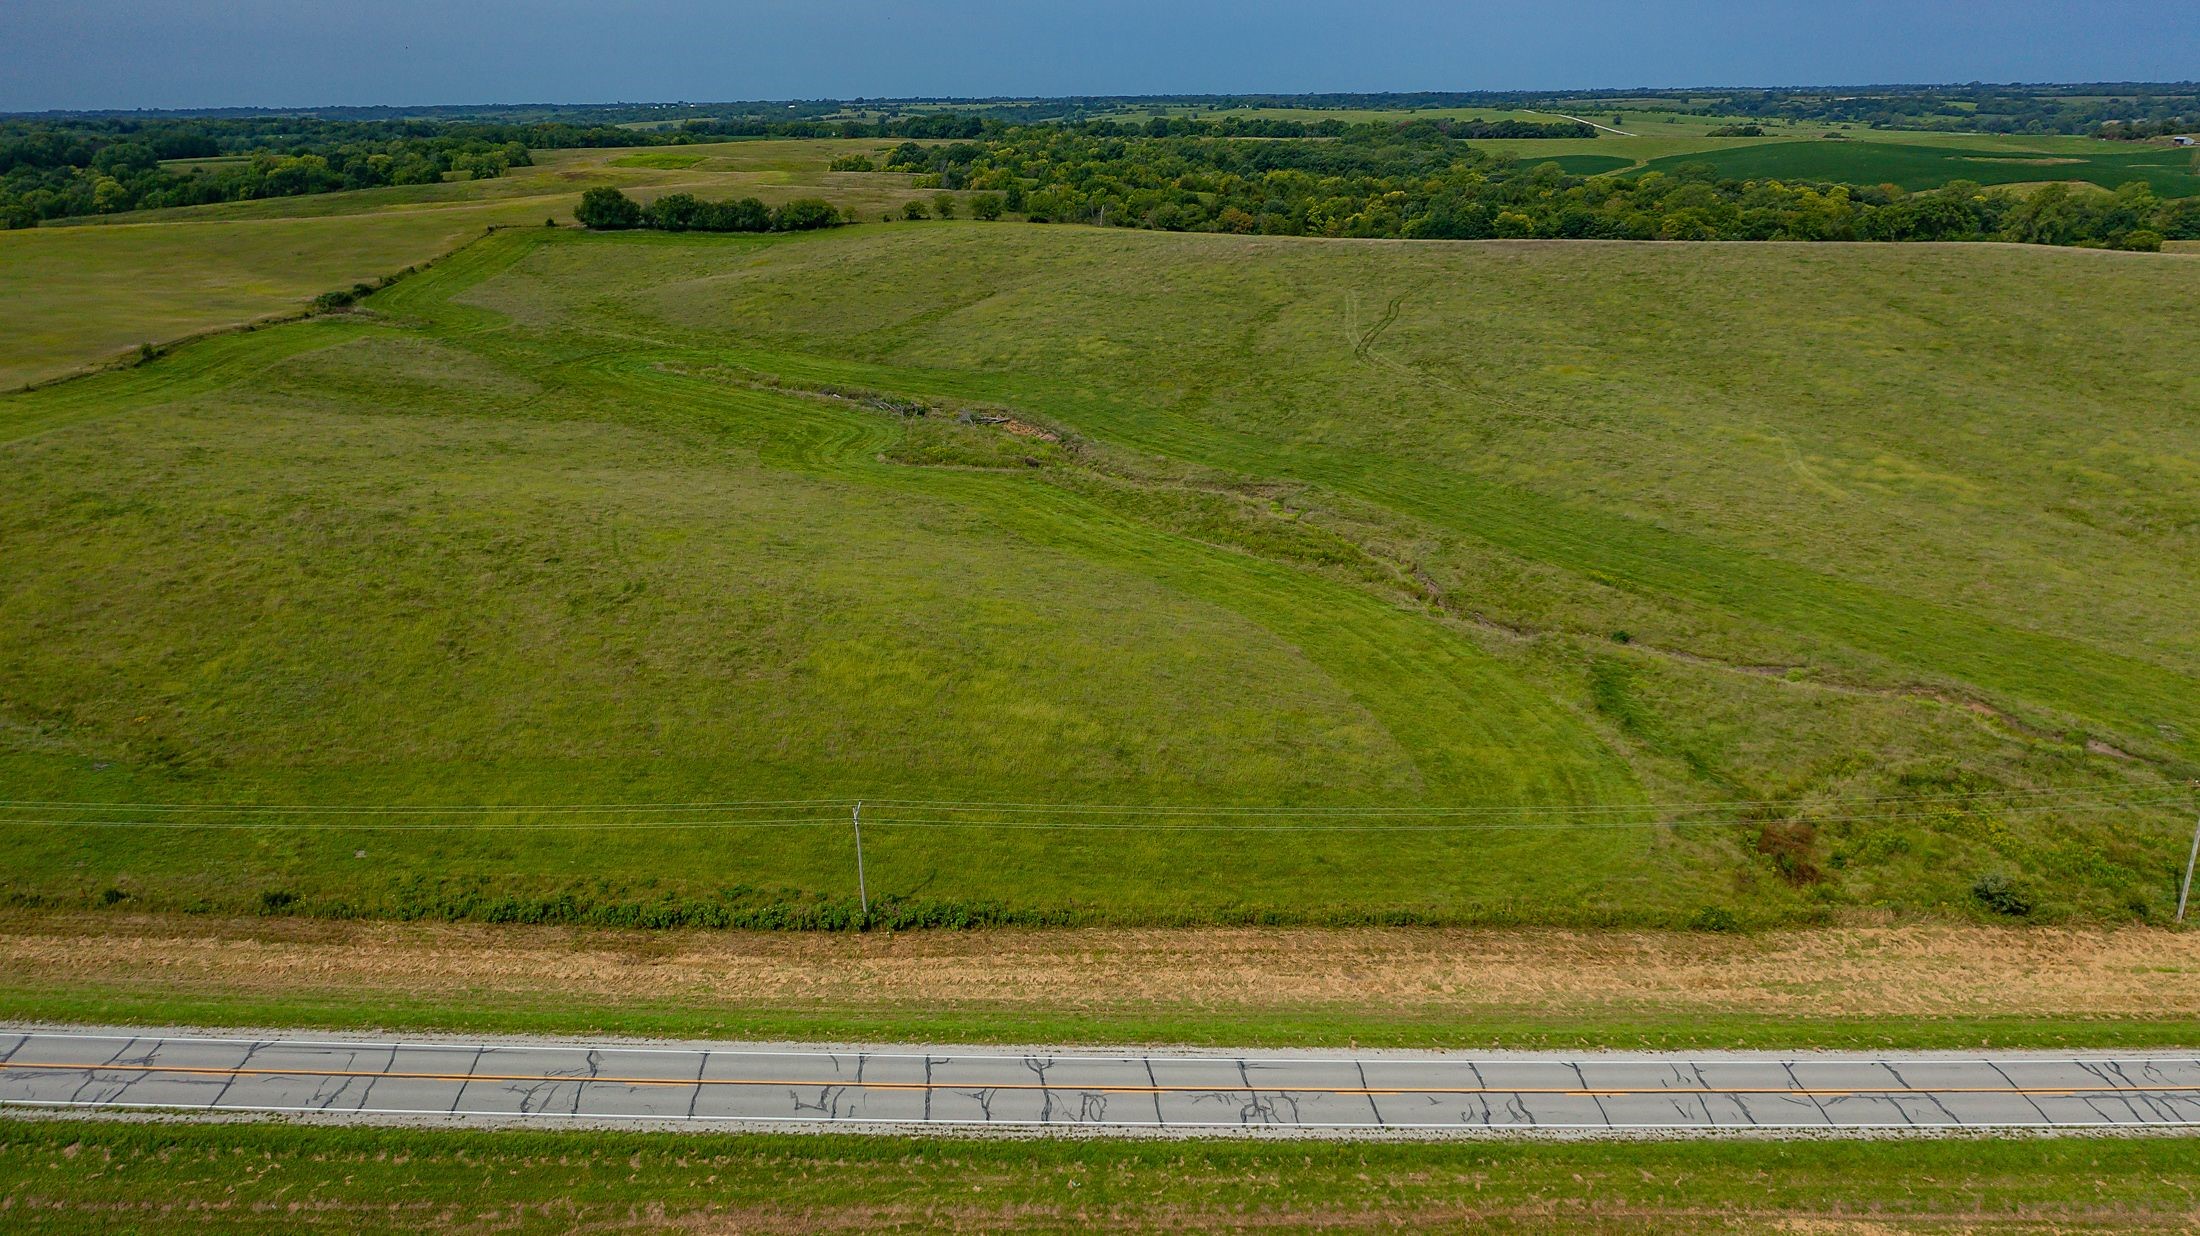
[3, 1028, 2197, 1133]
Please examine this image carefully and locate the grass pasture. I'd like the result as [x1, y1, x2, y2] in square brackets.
[11, 129, 2188, 390]
[0, 210, 519, 391]
[608, 149, 709, 168]
[0, 140, 918, 388]
[1, 223, 2194, 930]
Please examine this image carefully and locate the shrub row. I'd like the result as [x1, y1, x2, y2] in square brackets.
[575, 186, 844, 233]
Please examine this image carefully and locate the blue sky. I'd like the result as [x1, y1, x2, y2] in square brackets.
[3, 0, 2193, 111]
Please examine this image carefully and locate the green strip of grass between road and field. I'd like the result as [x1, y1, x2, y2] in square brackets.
[1, 981, 2192, 1053]
[3, 1119, 2198, 1235]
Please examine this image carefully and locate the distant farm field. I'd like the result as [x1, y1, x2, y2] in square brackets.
[1633, 136, 2200, 195]
[1, 223, 2194, 930]
[1530, 153, 1636, 175]
[1464, 129, 2200, 196]
[609, 150, 709, 168]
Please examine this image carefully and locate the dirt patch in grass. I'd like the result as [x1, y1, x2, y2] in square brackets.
[4, 913, 2196, 1023]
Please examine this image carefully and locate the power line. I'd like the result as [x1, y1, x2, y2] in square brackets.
[824, 787, 2179, 817]
[0, 816, 847, 832]
[0, 797, 2179, 833]
[0, 798, 840, 815]
[851, 799, 2186, 831]
[0, 784, 2168, 818]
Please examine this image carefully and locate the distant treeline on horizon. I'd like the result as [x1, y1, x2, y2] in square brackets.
[0, 110, 1590, 227]
[7, 82, 2199, 132]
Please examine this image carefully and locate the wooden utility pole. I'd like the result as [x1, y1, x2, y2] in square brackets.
[852, 800, 869, 923]
[2178, 783, 2199, 925]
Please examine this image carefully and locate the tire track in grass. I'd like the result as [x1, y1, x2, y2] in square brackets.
[614, 361, 1645, 811]
[480, 349, 1663, 913]
[664, 339, 2198, 759]
[0, 319, 380, 447]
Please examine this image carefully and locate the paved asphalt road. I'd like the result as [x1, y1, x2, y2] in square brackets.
[4, 1029, 2198, 1133]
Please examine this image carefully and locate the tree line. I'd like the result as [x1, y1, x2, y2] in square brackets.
[574, 186, 846, 233]
[2095, 118, 2199, 140]
[878, 128, 2194, 249]
[0, 116, 556, 227]
[11, 103, 2193, 243]
[0, 112, 848, 227]
[0, 109, 1589, 228]
[1683, 85, 2198, 137]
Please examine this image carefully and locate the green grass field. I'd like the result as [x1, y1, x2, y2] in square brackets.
[12, 130, 2188, 391]
[5, 1120, 2197, 1234]
[1631, 136, 2200, 195]
[1, 220, 2193, 929]
[0, 141, 923, 389]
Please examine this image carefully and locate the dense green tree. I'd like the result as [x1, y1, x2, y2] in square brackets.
[695, 196, 772, 231]
[770, 198, 843, 231]
[2156, 197, 2200, 238]
[908, 125, 2191, 250]
[644, 192, 702, 230]
[576, 186, 643, 230]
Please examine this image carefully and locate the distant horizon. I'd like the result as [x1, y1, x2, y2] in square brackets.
[8, 80, 2200, 120]
[4, 0, 2192, 113]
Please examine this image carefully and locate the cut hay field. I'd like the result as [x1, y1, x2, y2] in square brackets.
[0, 222, 2195, 931]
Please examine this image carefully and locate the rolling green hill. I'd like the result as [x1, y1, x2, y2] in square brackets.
[0, 140, 918, 389]
[1, 222, 2193, 928]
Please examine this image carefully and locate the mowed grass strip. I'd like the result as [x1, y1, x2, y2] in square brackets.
[2, 915, 2195, 1051]
[5, 1120, 2200, 1235]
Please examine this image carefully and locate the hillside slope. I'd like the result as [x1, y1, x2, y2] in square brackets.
[1, 224, 2192, 925]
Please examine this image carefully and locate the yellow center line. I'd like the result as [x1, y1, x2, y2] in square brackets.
[3, 1061, 2196, 1099]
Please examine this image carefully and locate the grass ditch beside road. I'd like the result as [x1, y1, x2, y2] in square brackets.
[3, 1119, 2198, 1234]
[2, 914, 2193, 1051]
